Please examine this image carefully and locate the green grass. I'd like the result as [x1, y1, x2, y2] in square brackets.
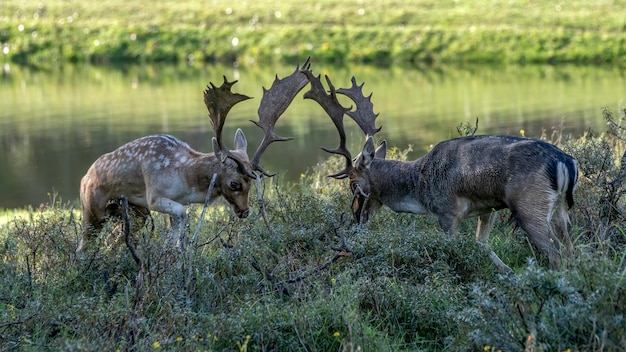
[1, 109, 626, 350]
[1, 0, 625, 67]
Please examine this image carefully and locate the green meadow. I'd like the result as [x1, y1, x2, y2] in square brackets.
[1, 0, 625, 66]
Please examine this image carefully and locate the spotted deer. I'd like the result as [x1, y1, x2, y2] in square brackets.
[79, 58, 311, 250]
[303, 70, 578, 273]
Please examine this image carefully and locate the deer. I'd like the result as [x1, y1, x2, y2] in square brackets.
[79, 58, 312, 251]
[302, 70, 579, 274]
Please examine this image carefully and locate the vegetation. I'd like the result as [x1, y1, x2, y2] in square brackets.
[1, 108, 626, 351]
[1, 0, 625, 67]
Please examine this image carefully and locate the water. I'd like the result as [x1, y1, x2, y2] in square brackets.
[0, 62, 624, 209]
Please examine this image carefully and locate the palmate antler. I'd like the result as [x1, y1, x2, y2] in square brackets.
[303, 72, 382, 179]
[204, 58, 312, 179]
[204, 77, 252, 160]
[337, 77, 381, 138]
[302, 71, 351, 178]
[250, 57, 312, 176]
[203, 77, 256, 178]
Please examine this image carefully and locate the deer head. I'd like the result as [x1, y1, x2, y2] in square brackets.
[203, 77, 256, 219]
[203, 57, 311, 210]
[302, 72, 383, 223]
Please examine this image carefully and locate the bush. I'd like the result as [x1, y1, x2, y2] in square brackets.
[458, 257, 626, 351]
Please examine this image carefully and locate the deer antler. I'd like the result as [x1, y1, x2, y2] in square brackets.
[304, 73, 382, 179]
[336, 77, 381, 138]
[204, 77, 252, 159]
[302, 71, 353, 179]
[250, 57, 312, 176]
[203, 77, 256, 178]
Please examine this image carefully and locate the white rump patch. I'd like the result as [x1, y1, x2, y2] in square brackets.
[556, 161, 569, 195]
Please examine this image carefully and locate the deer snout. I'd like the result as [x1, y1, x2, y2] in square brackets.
[238, 208, 250, 218]
[352, 195, 367, 224]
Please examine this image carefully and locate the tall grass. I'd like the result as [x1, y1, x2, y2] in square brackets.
[1, 0, 625, 67]
[1, 109, 626, 350]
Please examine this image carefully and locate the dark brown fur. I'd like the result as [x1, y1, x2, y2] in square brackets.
[350, 135, 578, 273]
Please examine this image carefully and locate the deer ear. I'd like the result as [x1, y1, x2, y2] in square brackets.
[212, 137, 227, 162]
[375, 140, 387, 159]
[355, 137, 376, 169]
[234, 128, 248, 152]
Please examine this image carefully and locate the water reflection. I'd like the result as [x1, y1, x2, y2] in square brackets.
[1, 63, 624, 209]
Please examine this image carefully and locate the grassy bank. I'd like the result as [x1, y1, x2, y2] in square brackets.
[1, 0, 625, 67]
[1, 108, 626, 351]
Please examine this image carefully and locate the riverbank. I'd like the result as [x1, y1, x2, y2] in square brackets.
[2, 0, 625, 67]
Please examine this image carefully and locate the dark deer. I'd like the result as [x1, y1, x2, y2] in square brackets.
[79, 58, 311, 250]
[304, 71, 578, 273]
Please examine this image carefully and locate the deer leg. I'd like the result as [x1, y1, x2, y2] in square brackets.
[512, 205, 562, 270]
[476, 212, 513, 274]
[169, 214, 188, 251]
[148, 197, 187, 250]
[78, 192, 109, 251]
[81, 207, 107, 236]
[438, 214, 460, 236]
[551, 203, 574, 262]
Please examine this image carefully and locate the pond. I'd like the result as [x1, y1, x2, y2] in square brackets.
[0, 62, 624, 209]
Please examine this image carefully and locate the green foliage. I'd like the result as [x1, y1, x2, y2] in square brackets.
[2, 111, 626, 350]
[565, 108, 626, 250]
[458, 257, 626, 351]
[1, 0, 625, 67]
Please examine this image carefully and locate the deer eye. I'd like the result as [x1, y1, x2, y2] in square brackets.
[229, 181, 242, 191]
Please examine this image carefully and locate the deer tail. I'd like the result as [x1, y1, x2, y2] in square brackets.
[556, 158, 578, 209]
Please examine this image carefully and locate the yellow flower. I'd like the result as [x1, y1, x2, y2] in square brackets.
[333, 331, 341, 337]
[520, 129, 526, 137]
[152, 341, 161, 348]
[6, 304, 17, 320]
[176, 336, 183, 342]
[483, 346, 490, 351]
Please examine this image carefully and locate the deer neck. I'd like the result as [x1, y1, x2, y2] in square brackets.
[368, 158, 429, 214]
[183, 152, 224, 198]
